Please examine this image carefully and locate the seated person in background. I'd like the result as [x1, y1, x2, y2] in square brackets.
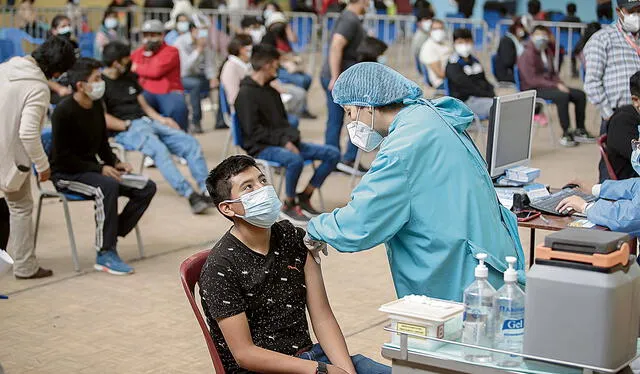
[174, 21, 217, 134]
[606, 71, 640, 180]
[94, 8, 122, 61]
[446, 28, 495, 119]
[357, 36, 388, 63]
[131, 19, 190, 132]
[102, 41, 212, 215]
[518, 25, 594, 147]
[495, 16, 529, 84]
[240, 15, 265, 45]
[562, 2, 581, 23]
[418, 19, 451, 89]
[165, 13, 191, 45]
[235, 45, 340, 224]
[262, 12, 316, 119]
[220, 34, 253, 107]
[50, 58, 156, 275]
[47, 14, 79, 105]
[200, 155, 391, 374]
[411, 8, 434, 65]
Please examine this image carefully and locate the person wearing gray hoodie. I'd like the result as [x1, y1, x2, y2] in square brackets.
[0, 36, 76, 279]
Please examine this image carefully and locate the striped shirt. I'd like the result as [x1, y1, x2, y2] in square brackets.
[584, 22, 640, 119]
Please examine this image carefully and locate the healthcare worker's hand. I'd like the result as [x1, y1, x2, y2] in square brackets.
[304, 232, 328, 264]
[556, 195, 588, 214]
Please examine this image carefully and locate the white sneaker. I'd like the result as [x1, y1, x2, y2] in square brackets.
[559, 135, 578, 147]
[143, 156, 155, 168]
[336, 162, 365, 176]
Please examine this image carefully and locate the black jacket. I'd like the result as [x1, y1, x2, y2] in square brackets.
[606, 105, 640, 180]
[445, 55, 495, 102]
[495, 35, 517, 83]
[235, 76, 300, 156]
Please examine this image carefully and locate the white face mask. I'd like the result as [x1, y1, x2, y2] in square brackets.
[430, 29, 446, 43]
[57, 25, 73, 35]
[104, 18, 118, 29]
[176, 21, 190, 33]
[197, 28, 209, 39]
[421, 19, 432, 32]
[223, 186, 282, 228]
[347, 107, 384, 152]
[86, 80, 105, 101]
[249, 27, 265, 45]
[454, 43, 473, 58]
[623, 12, 640, 33]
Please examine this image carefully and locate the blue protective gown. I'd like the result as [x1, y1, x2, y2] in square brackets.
[307, 97, 526, 302]
[587, 178, 640, 237]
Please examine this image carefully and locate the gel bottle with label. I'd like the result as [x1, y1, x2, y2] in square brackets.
[493, 256, 525, 367]
[462, 253, 496, 363]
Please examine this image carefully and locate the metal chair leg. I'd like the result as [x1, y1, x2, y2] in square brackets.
[134, 226, 144, 259]
[33, 194, 44, 248]
[61, 197, 81, 272]
[311, 163, 326, 212]
[220, 131, 232, 162]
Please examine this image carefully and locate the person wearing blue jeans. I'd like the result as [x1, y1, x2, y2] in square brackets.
[101, 41, 212, 214]
[321, 76, 360, 170]
[278, 67, 312, 90]
[298, 343, 391, 373]
[235, 44, 340, 224]
[142, 90, 190, 132]
[181, 75, 209, 132]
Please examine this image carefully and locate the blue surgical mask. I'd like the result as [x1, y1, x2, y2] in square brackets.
[224, 185, 282, 228]
[347, 107, 384, 152]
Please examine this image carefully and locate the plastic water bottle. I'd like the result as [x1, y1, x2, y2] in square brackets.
[493, 256, 526, 367]
[462, 253, 496, 363]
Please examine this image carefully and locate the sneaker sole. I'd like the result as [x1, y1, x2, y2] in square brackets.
[94, 264, 134, 275]
[559, 141, 578, 147]
[574, 137, 596, 144]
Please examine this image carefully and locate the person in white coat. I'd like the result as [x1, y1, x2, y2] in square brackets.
[0, 36, 76, 279]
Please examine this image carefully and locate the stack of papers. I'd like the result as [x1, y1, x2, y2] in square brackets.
[505, 166, 541, 183]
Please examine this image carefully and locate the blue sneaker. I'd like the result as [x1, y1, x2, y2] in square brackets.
[94, 250, 134, 275]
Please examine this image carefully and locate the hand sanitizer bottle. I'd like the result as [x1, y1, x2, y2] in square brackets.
[493, 256, 525, 367]
[462, 253, 496, 363]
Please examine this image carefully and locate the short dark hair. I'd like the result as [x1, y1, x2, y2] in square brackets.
[453, 28, 473, 41]
[51, 14, 70, 29]
[528, 0, 541, 15]
[357, 36, 388, 62]
[533, 25, 549, 34]
[241, 16, 261, 29]
[67, 58, 103, 92]
[567, 3, 576, 14]
[250, 43, 280, 71]
[416, 7, 434, 21]
[32, 36, 76, 79]
[630, 71, 640, 97]
[206, 155, 261, 218]
[102, 7, 117, 23]
[228, 34, 253, 56]
[102, 41, 131, 67]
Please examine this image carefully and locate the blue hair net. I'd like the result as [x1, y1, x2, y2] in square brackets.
[332, 62, 423, 107]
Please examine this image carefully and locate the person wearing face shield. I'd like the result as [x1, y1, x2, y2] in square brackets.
[198, 155, 391, 374]
[584, 0, 640, 183]
[131, 19, 190, 132]
[50, 58, 156, 276]
[518, 25, 594, 147]
[418, 19, 452, 89]
[304, 63, 526, 302]
[174, 22, 217, 134]
[604, 71, 640, 180]
[445, 28, 495, 119]
[410, 7, 434, 66]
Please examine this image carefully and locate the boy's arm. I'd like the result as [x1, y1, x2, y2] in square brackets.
[304, 252, 357, 374]
[216, 313, 319, 373]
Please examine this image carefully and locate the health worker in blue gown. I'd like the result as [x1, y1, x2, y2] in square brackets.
[305, 62, 526, 302]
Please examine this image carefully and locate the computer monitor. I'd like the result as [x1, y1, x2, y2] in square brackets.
[486, 90, 537, 179]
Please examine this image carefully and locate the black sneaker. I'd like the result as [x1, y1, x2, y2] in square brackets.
[572, 128, 596, 143]
[559, 133, 578, 147]
[300, 110, 317, 119]
[189, 192, 209, 214]
[297, 193, 321, 217]
[190, 123, 204, 134]
[336, 161, 368, 176]
[281, 202, 310, 225]
[201, 192, 215, 207]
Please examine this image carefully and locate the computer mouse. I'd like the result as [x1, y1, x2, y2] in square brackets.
[562, 183, 580, 190]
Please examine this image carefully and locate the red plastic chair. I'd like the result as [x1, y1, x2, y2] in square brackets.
[597, 135, 619, 181]
[180, 249, 226, 373]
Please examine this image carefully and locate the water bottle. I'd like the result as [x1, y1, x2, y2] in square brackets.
[493, 256, 525, 367]
[462, 253, 496, 363]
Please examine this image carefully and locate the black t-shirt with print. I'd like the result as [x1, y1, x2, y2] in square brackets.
[102, 72, 146, 121]
[199, 221, 313, 373]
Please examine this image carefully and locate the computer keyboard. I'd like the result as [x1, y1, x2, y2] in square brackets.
[529, 188, 597, 216]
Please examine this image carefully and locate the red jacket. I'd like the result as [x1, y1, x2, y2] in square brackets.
[131, 43, 183, 94]
[517, 41, 561, 91]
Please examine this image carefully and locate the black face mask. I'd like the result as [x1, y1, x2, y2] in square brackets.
[118, 61, 132, 75]
[145, 40, 162, 52]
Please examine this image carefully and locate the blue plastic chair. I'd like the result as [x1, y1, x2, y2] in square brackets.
[78, 32, 96, 58]
[290, 16, 313, 53]
[483, 9, 503, 31]
[0, 28, 44, 57]
[34, 127, 145, 272]
[0, 39, 13, 63]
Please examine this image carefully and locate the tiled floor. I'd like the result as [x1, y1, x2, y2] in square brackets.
[0, 78, 602, 373]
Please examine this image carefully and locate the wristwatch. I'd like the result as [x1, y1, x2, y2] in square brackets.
[316, 362, 328, 374]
